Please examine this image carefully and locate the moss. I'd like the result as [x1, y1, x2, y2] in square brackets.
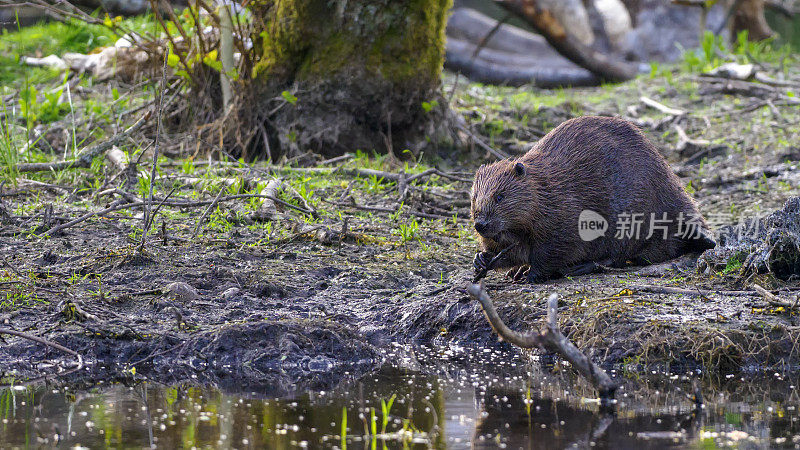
[253, 0, 451, 86]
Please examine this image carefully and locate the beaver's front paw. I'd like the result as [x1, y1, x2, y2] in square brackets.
[506, 266, 530, 283]
[473, 251, 495, 273]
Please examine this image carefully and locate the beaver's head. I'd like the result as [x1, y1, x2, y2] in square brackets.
[471, 160, 537, 244]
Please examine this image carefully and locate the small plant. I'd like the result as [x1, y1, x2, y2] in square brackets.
[296, 180, 315, 207]
[421, 99, 438, 113]
[138, 175, 151, 199]
[182, 158, 196, 175]
[722, 257, 742, 275]
[281, 90, 297, 105]
[756, 173, 769, 193]
[361, 174, 387, 193]
[393, 218, 419, 258]
[680, 31, 727, 72]
[370, 407, 377, 436]
[380, 394, 395, 434]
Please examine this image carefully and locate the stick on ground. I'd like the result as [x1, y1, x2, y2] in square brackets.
[0, 328, 84, 374]
[15, 112, 150, 173]
[467, 283, 617, 400]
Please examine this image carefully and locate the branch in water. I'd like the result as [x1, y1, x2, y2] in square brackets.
[467, 283, 617, 399]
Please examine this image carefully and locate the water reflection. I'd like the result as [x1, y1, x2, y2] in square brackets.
[1, 348, 800, 449]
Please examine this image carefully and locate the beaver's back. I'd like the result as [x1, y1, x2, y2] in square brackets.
[524, 116, 688, 219]
[518, 116, 708, 270]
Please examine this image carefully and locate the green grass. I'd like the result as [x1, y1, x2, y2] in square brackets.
[0, 102, 20, 186]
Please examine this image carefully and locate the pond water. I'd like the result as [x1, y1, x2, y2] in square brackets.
[1, 345, 799, 449]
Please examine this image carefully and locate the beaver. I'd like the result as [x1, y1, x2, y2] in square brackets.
[471, 115, 716, 283]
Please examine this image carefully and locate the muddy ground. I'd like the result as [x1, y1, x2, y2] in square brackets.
[2, 57, 800, 394]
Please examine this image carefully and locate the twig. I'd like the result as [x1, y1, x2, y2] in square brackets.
[753, 283, 797, 308]
[640, 96, 686, 116]
[191, 187, 225, 238]
[141, 49, 169, 250]
[15, 112, 150, 173]
[472, 246, 512, 282]
[467, 284, 617, 399]
[457, 124, 510, 160]
[674, 124, 710, 153]
[323, 199, 465, 221]
[43, 193, 312, 236]
[0, 328, 84, 373]
[319, 154, 354, 166]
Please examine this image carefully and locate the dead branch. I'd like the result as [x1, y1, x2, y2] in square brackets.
[0, 328, 84, 374]
[323, 199, 466, 222]
[674, 124, 711, 154]
[456, 124, 510, 160]
[753, 283, 799, 308]
[467, 283, 617, 399]
[766, 0, 799, 16]
[446, 38, 599, 87]
[15, 112, 150, 173]
[640, 96, 686, 116]
[141, 50, 169, 250]
[252, 178, 283, 221]
[445, 8, 599, 87]
[495, 0, 638, 83]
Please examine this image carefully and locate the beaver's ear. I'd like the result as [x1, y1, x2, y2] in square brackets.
[514, 162, 526, 177]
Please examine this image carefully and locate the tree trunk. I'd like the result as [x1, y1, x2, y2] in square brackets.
[732, 0, 774, 41]
[250, 0, 453, 158]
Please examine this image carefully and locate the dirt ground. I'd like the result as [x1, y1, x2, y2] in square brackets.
[2, 59, 800, 392]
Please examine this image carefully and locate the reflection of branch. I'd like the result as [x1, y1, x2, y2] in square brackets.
[467, 283, 617, 398]
[566, 410, 615, 448]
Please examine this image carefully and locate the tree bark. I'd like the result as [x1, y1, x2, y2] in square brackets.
[732, 0, 774, 41]
[250, 0, 453, 158]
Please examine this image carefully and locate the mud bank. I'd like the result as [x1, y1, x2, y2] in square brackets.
[2, 198, 800, 392]
[2, 59, 800, 391]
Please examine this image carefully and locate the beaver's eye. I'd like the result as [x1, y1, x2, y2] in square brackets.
[495, 192, 504, 203]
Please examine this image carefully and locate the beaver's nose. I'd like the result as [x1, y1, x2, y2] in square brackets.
[474, 220, 489, 234]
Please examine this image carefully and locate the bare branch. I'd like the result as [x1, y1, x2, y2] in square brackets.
[0, 328, 83, 373]
[467, 283, 617, 398]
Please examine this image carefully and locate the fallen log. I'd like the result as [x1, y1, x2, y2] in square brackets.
[495, 0, 639, 83]
[446, 38, 599, 87]
[445, 8, 600, 87]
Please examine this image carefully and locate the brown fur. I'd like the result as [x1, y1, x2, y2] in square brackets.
[471, 116, 715, 282]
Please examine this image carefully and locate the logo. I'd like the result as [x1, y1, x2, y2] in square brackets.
[578, 210, 608, 241]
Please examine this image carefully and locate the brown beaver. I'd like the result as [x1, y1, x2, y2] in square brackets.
[471, 116, 716, 283]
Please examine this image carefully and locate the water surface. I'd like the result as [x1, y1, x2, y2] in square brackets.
[2, 346, 799, 449]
